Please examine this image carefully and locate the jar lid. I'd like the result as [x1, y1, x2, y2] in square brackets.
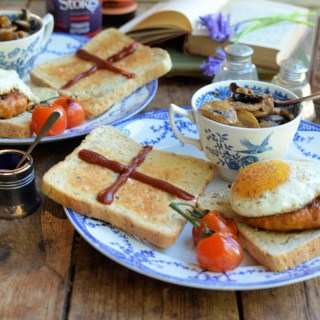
[224, 44, 254, 62]
[279, 58, 308, 75]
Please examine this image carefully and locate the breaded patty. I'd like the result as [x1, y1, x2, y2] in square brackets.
[244, 196, 320, 231]
[0, 91, 29, 119]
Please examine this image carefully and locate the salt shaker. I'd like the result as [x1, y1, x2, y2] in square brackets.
[271, 58, 316, 121]
[213, 44, 258, 82]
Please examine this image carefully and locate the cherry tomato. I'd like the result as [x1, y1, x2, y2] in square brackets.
[55, 96, 85, 129]
[196, 232, 243, 272]
[31, 103, 67, 136]
[192, 210, 237, 245]
[224, 217, 238, 236]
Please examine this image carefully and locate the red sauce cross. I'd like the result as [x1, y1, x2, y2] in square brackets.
[78, 148, 195, 204]
[61, 42, 138, 89]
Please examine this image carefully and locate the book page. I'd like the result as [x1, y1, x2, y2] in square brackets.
[228, 0, 309, 50]
[119, 0, 230, 33]
[192, 0, 309, 51]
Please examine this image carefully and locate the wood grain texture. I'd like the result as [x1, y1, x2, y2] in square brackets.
[0, 139, 81, 319]
[1, 1, 320, 319]
[68, 239, 239, 320]
[241, 284, 312, 320]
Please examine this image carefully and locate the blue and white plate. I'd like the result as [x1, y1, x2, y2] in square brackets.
[65, 109, 320, 290]
[0, 32, 157, 145]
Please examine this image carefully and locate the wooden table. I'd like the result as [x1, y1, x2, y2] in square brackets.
[1, 1, 320, 319]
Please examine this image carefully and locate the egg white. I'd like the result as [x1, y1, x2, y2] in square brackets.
[230, 160, 320, 218]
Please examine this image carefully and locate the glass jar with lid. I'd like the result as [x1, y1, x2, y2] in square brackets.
[213, 44, 258, 82]
[271, 58, 316, 121]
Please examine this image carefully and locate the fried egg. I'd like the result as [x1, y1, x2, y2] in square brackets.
[230, 159, 320, 217]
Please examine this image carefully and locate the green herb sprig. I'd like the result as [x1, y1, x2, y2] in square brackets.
[232, 11, 316, 43]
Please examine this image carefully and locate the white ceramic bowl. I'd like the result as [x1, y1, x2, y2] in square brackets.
[169, 80, 303, 181]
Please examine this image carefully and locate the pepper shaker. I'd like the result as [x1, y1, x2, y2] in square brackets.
[271, 58, 316, 121]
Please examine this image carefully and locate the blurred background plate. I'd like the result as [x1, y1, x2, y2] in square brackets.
[0, 32, 157, 145]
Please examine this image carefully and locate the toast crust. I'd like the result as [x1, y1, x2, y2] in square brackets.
[42, 126, 216, 248]
[0, 111, 32, 138]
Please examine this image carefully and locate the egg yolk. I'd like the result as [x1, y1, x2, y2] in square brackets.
[232, 160, 290, 198]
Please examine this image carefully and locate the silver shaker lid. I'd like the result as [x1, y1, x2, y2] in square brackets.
[224, 44, 254, 63]
[279, 59, 308, 80]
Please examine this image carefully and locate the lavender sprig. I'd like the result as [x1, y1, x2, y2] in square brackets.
[199, 11, 315, 44]
[200, 47, 226, 77]
[198, 13, 240, 42]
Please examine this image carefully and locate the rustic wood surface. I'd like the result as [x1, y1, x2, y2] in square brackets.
[1, 1, 320, 319]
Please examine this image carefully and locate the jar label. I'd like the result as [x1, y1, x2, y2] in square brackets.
[47, 0, 102, 36]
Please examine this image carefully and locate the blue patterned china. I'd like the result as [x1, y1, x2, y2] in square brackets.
[0, 10, 53, 79]
[0, 33, 157, 145]
[65, 110, 320, 290]
[169, 80, 302, 181]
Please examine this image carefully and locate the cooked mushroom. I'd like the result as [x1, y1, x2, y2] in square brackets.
[16, 30, 29, 38]
[0, 16, 12, 28]
[0, 28, 18, 41]
[14, 20, 31, 31]
[18, 8, 31, 22]
[0, 9, 34, 42]
[259, 120, 279, 128]
[199, 82, 297, 128]
[200, 100, 238, 125]
[236, 110, 260, 128]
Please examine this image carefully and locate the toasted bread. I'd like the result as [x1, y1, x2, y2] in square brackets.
[42, 126, 215, 248]
[30, 28, 172, 119]
[0, 111, 32, 138]
[198, 188, 320, 272]
[30, 86, 60, 103]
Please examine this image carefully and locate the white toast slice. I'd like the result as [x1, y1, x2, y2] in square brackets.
[42, 126, 216, 248]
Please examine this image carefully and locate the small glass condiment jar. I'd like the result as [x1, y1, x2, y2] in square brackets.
[213, 44, 258, 82]
[271, 58, 316, 121]
[0, 149, 40, 219]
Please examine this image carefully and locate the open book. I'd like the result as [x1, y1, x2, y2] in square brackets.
[119, 0, 312, 71]
[119, 0, 229, 43]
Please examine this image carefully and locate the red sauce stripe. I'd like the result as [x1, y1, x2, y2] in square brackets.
[78, 149, 195, 203]
[61, 43, 137, 89]
[97, 145, 152, 204]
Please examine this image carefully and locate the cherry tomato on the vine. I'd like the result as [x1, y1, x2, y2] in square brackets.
[169, 202, 243, 273]
[55, 96, 85, 129]
[192, 210, 237, 245]
[31, 103, 67, 136]
[196, 232, 243, 272]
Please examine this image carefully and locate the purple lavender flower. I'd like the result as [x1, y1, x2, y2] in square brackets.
[199, 12, 240, 42]
[200, 47, 226, 77]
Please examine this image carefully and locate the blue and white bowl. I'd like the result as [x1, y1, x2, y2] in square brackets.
[0, 10, 54, 79]
[170, 80, 303, 181]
